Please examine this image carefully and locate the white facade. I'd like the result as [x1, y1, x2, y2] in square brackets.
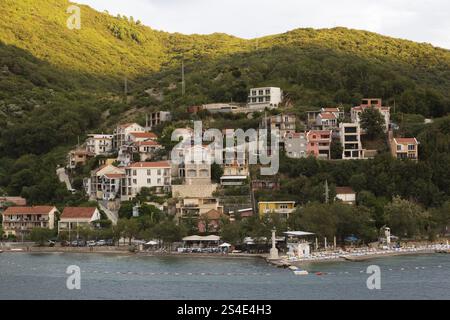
[114, 123, 146, 149]
[86, 134, 114, 155]
[339, 123, 365, 160]
[248, 87, 282, 110]
[285, 132, 307, 159]
[122, 162, 171, 201]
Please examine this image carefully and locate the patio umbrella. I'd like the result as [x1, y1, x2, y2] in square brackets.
[219, 243, 232, 247]
[146, 241, 158, 246]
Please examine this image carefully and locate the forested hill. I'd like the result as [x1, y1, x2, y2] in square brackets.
[0, 0, 449, 204]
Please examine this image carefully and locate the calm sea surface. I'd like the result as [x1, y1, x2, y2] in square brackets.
[0, 253, 449, 300]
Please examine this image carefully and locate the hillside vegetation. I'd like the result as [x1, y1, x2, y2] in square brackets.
[0, 0, 449, 207]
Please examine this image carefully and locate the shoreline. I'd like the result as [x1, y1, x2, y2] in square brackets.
[0, 246, 267, 260]
[2, 245, 447, 266]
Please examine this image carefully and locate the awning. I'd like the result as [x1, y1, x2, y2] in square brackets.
[219, 243, 232, 247]
[284, 231, 315, 237]
[183, 235, 221, 242]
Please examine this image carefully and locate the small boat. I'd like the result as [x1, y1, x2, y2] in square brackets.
[289, 266, 309, 275]
[293, 270, 309, 276]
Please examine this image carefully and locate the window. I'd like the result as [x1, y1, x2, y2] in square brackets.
[397, 145, 402, 151]
[147, 170, 151, 175]
[133, 179, 137, 184]
[133, 170, 137, 176]
[259, 90, 264, 95]
[157, 169, 161, 175]
[147, 179, 151, 184]
[265, 89, 270, 94]
[408, 144, 416, 151]
[157, 178, 162, 184]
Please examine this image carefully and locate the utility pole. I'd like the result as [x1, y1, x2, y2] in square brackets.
[324, 180, 329, 204]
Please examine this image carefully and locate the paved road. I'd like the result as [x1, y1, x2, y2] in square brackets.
[99, 202, 119, 226]
[56, 167, 72, 190]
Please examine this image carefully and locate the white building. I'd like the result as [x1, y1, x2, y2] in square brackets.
[248, 87, 283, 110]
[121, 161, 172, 201]
[339, 123, 365, 160]
[285, 132, 307, 159]
[86, 134, 114, 156]
[113, 123, 146, 149]
[335, 187, 357, 205]
[58, 207, 102, 234]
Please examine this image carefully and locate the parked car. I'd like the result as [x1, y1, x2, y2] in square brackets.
[106, 239, 114, 246]
[87, 240, 96, 247]
[96, 240, 106, 246]
[48, 240, 56, 247]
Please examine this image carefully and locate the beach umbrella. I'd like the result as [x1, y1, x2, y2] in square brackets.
[146, 241, 158, 246]
[219, 243, 232, 247]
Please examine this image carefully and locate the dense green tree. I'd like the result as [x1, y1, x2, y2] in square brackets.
[384, 197, 429, 239]
[30, 228, 55, 246]
[360, 107, 385, 140]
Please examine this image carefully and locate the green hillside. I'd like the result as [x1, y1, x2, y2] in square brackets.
[0, 0, 449, 206]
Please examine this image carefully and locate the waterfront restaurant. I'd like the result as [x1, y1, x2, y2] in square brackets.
[181, 235, 221, 250]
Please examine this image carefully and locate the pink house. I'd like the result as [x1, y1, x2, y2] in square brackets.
[307, 130, 332, 160]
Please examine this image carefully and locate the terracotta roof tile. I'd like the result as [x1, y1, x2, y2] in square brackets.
[61, 207, 97, 219]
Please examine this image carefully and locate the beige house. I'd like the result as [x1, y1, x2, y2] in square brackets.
[390, 138, 419, 161]
[58, 207, 101, 234]
[68, 148, 95, 169]
[2, 206, 57, 237]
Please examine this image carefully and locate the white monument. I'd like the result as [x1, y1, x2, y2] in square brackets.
[269, 229, 279, 260]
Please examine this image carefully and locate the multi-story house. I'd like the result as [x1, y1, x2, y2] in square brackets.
[220, 159, 249, 186]
[339, 123, 365, 160]
[121, 161, 171, 201]
[86, 134, 114, 156]
[113, 123, 146, 149]
[176, 197, 223, 221]
[134, 140, 163, 162]
[2, 206, 58, 238]
[247, 87, 283, 110]
[316, 112, 338, 130]
[258, 201, 296, 219]
[148, 111, 172, 130]
[58, 207, 101, 235]
[261, 113, 296, 138]
[307, 107, 344, 130]
[68, 148, 95, 169]
[88, 164, 125, 200]
[390, 138, 419, 161]
[306, 130, 332, 160]
[284, 132, 307, 159]
[351, 98, 390, 132]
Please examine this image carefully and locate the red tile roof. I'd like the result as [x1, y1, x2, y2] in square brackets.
[135, 140, 161, 147]
[319, 112, 337, 120]
[130, 132, 158, 139]
[3, 206, 56, 215]
[127, 161, 171, 169]
[394, 138, 418, 144]
[61, 207, 97, 219]
[335, 187, 355, 195]
[323, 108, 340, 112]
[0, 197, 27, 206]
